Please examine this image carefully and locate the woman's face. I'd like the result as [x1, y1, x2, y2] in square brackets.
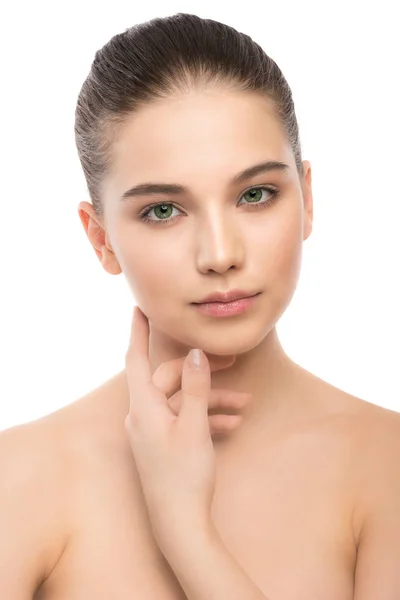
[88, 87, 313, 356]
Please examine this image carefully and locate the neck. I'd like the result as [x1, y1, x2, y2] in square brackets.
[147, 324, 305, 430]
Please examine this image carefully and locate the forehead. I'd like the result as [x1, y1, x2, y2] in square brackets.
[106, 88, 294, 195]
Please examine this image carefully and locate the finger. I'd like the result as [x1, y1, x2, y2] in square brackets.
[168, 389, 252, 415]
[206, 389, 252, 412]
[178, 349, 210, 433]
[125, 306, 152, 387]
[125, 307, 169, 420]
[152, 354, 236, 399]
[209, 414, 243, 435]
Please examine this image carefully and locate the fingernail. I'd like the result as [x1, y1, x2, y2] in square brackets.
[189, 348, 202, 369]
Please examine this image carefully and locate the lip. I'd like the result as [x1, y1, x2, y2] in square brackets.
[192, 293, 260, 317]
[193, 289, 259, 304]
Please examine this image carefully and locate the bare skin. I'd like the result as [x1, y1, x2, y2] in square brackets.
[4, 86, 399, 599]
[20, 360, 398, 600]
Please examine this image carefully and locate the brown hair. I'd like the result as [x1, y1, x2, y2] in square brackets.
[74, 12, 304, 217]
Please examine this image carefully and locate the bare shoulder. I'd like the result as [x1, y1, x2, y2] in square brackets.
[357, 397, 400, 472]
[0, 370, 130, 595]
[332, 395, 400, 596]
[319, 379, 400, 473]
[301, 365, 400, 440]
[0, 414, 73, 592]
[337, 393, 400, 545]
[343, 393, 400, 454]
[294, 366, 400, 546]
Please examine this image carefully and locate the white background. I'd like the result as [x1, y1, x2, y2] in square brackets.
[0, 1, 399, 431]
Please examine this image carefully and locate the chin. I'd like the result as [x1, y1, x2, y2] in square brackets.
[204, 339, 264, 358]
[183, 322, 270, 357]
[150, 307, 273, 356]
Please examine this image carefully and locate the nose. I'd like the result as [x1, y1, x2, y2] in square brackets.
[195, 212, 245, 274]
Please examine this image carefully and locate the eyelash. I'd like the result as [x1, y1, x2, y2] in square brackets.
[137, 185, 280, 226]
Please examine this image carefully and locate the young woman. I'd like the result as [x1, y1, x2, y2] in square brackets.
[1, 12, 400, 600]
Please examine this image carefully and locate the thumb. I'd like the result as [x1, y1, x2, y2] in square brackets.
[178, 349, 211, 433]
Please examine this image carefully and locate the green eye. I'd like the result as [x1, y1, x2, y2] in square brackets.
[152, 204, 174, 220]
[241, 188, 265, 204]
[138, 185, 279, 225]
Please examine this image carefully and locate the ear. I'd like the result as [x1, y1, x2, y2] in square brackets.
[301, 160, 313, 242]
[77, 201, 122, 275]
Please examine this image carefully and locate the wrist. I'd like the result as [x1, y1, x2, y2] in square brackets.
[153, 513, 217, 558]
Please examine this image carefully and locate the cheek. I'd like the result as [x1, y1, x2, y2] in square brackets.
[121, 241, 182, 302]
[255, 205, 303, 298]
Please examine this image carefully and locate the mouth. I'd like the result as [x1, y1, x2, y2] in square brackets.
[193, 290, 260, 304]
[191, 292, 261, 318]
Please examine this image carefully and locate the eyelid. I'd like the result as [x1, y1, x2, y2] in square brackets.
[138, 184, 278, 212]
[240, 182, 279, 196]
[137, 183, 280, 223]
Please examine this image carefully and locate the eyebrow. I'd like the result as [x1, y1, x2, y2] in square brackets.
[119, 160, 290, 201]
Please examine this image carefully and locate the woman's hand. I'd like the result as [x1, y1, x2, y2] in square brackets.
[124, 305, 251, 544]
[156, 354, 251, 437]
